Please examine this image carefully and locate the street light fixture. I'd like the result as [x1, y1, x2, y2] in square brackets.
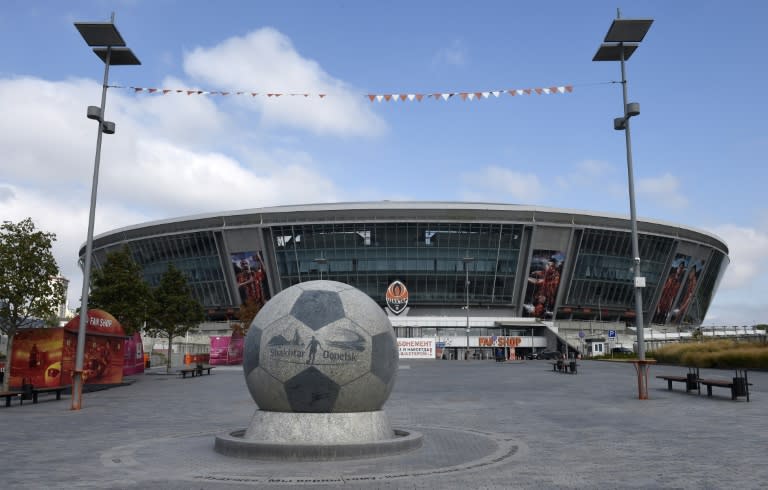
[463, 257, 474, 360]
[72, 14, 140, 410]
[313, 257, 328, 280]
[593, 12, 653, 361]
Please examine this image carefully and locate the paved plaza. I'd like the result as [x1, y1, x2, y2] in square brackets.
[1, 359, 766, 489]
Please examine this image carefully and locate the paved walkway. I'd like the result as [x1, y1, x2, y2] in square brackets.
[1, 360, 766, 489]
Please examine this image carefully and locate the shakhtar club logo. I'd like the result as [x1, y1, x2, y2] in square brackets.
[385, 280, 409, 314]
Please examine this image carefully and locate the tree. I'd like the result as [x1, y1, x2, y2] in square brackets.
[144, 265, 204, 372]
[88, 247, 151, 335]
[0, 218, 66, 392]
[232, 298, 263, 337]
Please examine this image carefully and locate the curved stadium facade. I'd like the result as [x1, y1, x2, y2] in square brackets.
[80, 202, 728, 356]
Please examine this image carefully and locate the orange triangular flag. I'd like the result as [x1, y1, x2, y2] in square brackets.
[368, 94, 376, 102]
[460, 93, 468, 100]
[415, 94, 424, 101]
[384, 94, 392, 101]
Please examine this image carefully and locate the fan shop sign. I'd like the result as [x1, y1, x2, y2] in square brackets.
[478, 336, 522, 347]
[397, 338, 435, 359]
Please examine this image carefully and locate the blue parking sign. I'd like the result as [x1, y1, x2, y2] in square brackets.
[608, 330, 616, 338]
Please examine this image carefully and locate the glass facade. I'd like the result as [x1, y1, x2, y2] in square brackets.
[270, 222, 523, 306]
[566, 229, 674, 313]
[84, 205, 728, 327]
[104, 232, 230, 308]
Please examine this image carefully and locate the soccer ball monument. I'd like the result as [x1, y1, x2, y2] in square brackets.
[215, 280, 422, 460]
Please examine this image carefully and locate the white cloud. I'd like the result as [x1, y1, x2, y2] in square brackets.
[637, 173, 688, 210]
[708, 224, 768, 290]
[555, 159, 623, 198]
[461, 166, 543, 203]
[0, 29, 364, 309]
[433, 40, 467, 66]
[182, 28, 385, 137]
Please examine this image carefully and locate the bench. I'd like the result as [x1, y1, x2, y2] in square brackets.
[552, 360, 579, 374]
[656, 367, 700, 394]
[31, 385, 69, 404]
[0, 385, 69, 406]
[698, 370, 751, 401]
[0, 390, 24, 407]
[178, 365, 215, 378]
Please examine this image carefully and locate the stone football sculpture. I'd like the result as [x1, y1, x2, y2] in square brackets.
[243, 280, 398, 412]
[215, 280, 421, 459]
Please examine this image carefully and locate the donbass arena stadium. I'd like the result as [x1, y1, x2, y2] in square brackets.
[80, 202, 728, 359]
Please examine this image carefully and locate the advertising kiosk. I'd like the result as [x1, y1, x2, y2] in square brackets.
[10, 309, 127, 388]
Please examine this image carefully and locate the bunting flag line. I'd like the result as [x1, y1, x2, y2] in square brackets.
[111, 84, 573, 102]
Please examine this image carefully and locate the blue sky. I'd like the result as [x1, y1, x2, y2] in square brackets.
[1, 0, 766, 326]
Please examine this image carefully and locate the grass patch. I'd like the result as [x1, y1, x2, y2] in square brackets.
[649, 340, 768, 369]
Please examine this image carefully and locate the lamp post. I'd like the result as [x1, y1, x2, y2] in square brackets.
[72, 14, 140, 410]
[313, 257, 328, 280]
[531, 327, 535, 359]
[593, 11, 653, 361]
[463, 257, 474, 360]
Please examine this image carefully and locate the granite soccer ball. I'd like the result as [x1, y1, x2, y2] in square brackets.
[243, 280, 399, 413]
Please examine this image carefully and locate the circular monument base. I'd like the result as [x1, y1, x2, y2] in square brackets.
[215, 410, 422, 460]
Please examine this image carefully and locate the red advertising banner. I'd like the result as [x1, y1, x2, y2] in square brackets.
[209, 333, 244, 365]
[122, 332, 145, 376]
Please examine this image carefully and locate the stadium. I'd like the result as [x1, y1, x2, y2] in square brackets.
[80, 202, 729, 360]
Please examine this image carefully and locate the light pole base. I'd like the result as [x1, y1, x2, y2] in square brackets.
[71, 370, 84, 410]
[631, 359, 656, 400]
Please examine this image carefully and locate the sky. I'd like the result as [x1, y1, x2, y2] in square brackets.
[1, 0, 766, 326]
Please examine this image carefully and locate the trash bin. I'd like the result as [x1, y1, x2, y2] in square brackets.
[733, 377, 748, 397]
[686, 373, 698, 391]
[21, 383, 34, 401]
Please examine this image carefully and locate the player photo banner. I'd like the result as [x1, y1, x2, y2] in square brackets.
[231, 251, 270, 307]
[653, 254, 690, 325]
[673, 258, 705, 325]
[523, 250, 565, 319]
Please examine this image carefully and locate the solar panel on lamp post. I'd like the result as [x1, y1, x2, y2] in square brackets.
[593, 12, 653, 362]
[72, 13, 140, 410]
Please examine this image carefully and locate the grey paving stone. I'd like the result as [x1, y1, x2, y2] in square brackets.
[0, 361, 766, 489]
